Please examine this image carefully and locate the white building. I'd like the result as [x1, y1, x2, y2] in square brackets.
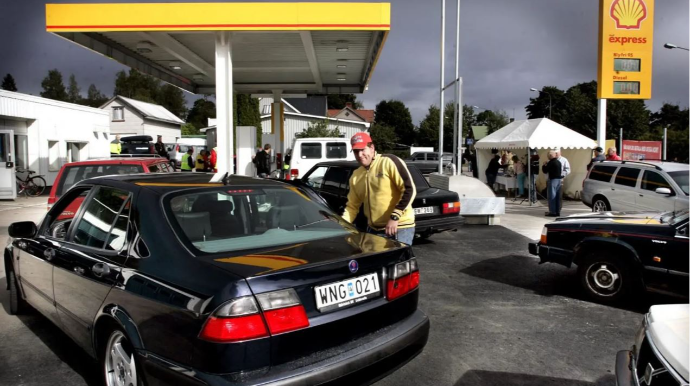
[101, 95, 183, 143]
[0, 90, 111, 198]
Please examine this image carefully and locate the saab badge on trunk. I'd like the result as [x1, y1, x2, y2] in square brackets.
[348, 260, 359, 273]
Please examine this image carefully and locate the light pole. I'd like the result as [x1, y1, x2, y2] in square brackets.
[530, 88, 552, 119]
[664, 43, 690, 51]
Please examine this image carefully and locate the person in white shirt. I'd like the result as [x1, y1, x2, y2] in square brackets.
[555, 149, 570, 212]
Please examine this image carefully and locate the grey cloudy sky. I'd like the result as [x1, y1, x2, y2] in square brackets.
[1, 0, 688, 125]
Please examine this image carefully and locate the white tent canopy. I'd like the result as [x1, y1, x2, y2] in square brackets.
[475, 118, 597, 150]
[475, 118, 597, 198]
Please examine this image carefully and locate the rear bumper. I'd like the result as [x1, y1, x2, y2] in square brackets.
[528, 243, 575, 268]
[140, 309, 430, 386]
[416, 215, 465, 234]
[615, 350, 636, 386]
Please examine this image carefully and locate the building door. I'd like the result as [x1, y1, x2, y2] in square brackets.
[0, 129, 16, 199]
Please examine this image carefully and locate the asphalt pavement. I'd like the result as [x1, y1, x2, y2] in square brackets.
[0, 197, 681, 386]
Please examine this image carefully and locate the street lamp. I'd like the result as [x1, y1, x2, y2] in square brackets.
[664, 43, 690, 51]
[530, 87, 552, 119]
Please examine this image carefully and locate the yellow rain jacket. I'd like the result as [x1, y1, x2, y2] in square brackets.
[342, 153, 416, 231]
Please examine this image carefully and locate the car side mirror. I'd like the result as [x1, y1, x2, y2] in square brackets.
[655, 187, 672, 195]
[9, 221, 37, 238]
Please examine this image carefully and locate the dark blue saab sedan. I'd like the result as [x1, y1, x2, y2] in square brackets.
[4, 173, 429, 386]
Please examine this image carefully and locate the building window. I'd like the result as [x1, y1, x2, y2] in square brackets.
[49, 141, 60, 171]
[14, 135, 28, 170]
[112, 106, 124, 121]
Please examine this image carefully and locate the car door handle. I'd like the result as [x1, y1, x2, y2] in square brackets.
[43, 248, 55, 261]
[639, 194, 644, 197]
[92, 263, 111, 278]
[611, 188, 615, 191]
[73, 266, 85, 275]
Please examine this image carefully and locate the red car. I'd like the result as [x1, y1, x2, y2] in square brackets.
[48, 158, 174, 211]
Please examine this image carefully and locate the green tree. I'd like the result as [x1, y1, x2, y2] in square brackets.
[463, 104, 477, 140]
[187, 98, 217, 130]
[181, 122, 199, 136]
[650, 103, 689, 132]
[369, 123, 397, 152]
[234, 94, 261, 147]
[562, 81, 598, 139]
[66, 74, 81, 104]
[158, 84, 187, 119]
[416, 103, 456, 151]
[1, 74, 17, 91]
[327, 94, 363, 109]
[476, 109, 510, 134]
[114, 69, 160, 103]
[84, 84, 109, 108]
[607, 99, 650, 141]
[374, 100, 415, 145]
[525, 86, 566, 123]
[296, 120, 340, 138]
[40, 69, 68, 101]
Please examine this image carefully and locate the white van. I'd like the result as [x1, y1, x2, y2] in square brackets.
[168, 138, 207, 169]
[288, 137, 355, 179]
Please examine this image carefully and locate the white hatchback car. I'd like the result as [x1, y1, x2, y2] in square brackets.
[582, 161, 689, 213]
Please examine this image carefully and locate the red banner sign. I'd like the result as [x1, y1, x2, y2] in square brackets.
[622, 140, 662, 160]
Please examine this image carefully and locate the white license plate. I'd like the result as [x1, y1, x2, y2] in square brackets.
[314, 273, 380, 312]
[414, 206, 435, 215]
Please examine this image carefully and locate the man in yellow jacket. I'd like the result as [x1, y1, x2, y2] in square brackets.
[342, 132, 417, 245]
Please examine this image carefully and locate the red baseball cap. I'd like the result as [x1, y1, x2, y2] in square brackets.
[350, 132, 372, 150]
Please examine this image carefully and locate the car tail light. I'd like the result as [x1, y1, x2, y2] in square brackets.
[257, 289, 309, 335]
[47, 196, 56, 211]
[290, 169, 299, 180]
[386, 259, 420, 301]
[442, 202, 460, 214]
[199, 296, 268, 343]
[540, 226, 548, 244]
[176, 144, 180, 152]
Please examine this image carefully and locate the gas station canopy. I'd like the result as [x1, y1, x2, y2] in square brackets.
[46, 3, 390, 95]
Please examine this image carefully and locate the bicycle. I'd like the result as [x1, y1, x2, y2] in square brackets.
[16, 168, 47, 197]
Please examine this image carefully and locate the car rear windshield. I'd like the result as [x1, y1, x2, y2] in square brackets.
[58, 164, 145, 196]
[166, 187, 354, 254]
[668, 171, 689, 195]
[407, 166, 429, 190]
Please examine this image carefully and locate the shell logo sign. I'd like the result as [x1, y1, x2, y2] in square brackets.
[597, 0, 654, 99]
[610, 0, 648, 30]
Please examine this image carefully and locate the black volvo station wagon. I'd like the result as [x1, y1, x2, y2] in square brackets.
[4, 173, 429, 386]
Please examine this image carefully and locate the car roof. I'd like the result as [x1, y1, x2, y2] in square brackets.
[90, 172, 288, 193]
[596, 160, 689, 172]
[62, 158, 168, 167]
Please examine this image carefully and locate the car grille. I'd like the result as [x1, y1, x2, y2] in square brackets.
[634, 335, 688, 386]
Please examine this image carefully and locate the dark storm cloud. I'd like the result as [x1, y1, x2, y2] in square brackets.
[1, 0, 687, 124]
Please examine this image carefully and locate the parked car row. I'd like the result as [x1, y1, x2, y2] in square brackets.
[534, 170, 689, 386]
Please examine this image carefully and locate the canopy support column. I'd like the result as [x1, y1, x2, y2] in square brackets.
[215, 32, 234, 175]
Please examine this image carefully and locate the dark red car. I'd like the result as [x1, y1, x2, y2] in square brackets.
[48, 158, 174, 212]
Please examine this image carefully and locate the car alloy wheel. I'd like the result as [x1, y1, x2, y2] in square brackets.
[592, 199, 609, 213]
[578, 254, 630, 302]
[104, 330, 138, 386]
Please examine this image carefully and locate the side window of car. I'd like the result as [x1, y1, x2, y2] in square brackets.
[427, 154, 438, 161]
[148, 164, 160, 173]
[641, 171, 672, 192]
[322, 167, 350, 194]
[589, 165, 617, 183]
[305, 166, 328, 189]
[43, 187, 93, 241]
[613, 167, 641, 188]
[71, 187, 132, 250]
[300, 143, 322, 159]
[325, 142, 348, 159]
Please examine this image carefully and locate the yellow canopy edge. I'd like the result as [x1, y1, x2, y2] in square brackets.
[46, 2, 391, 32]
